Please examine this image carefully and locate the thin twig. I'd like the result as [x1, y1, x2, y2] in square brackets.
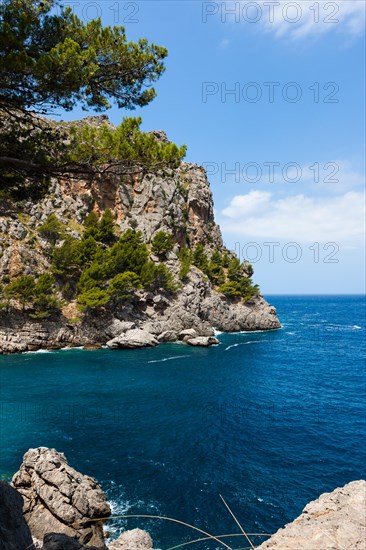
[73, 514, 233, 550]
[220, 495, 255, 550]
[166, 532, 272, 550]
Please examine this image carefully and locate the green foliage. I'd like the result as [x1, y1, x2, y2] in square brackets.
[0, 0, 167, 114]
[246, 263, 254, 277]
[78, 287, 110, 310]
[52, 236, 81, 279]
[83, 211, 99, 239]
[148, 263, 176, 292]
[178, 246, 191, 282]
[4, 272, 62, 315]
[151, 230, 174, 257]
[109, 272, 142, 300]
[217, 281, 242, 297]
[97, 209, 116, 245]
[222, 252, 230, 268]
[31, 294, 61, 318]
[68, 118, 186, 171]
[0, 0, 182, 191]
[192, 243, 209, 274]
[227, 258, 242, 281]
[5, 275, 36, 308]
[75, 236, 99, 266]
[35, 273, 55, 295]
[109, 229, 149, 277]
[38, 214, 64, 245]
[208, 250, 225, 285]
[218, 276, 260, 301]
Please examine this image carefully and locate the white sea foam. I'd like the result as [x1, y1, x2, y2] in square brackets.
[147, 355, 187, 364]
[353, 325, 362, 329]
[23, 349, 51, 354]
[225, 341, 265, 351]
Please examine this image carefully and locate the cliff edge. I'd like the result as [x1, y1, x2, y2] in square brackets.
[0, 119, 280, 353]
[1, 448, 364, 549]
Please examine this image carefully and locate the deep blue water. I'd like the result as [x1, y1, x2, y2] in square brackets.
[1, 295, 365, 548]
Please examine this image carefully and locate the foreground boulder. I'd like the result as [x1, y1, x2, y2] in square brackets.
[42, 533, 102, 550]
[186, 336, 219, 347]
[0, 480, 33, 550]
[106, 329, 158, 349]
[258, 480, 366, 549]
[11, 448, 111, 548]
[109, 529, 153, 550]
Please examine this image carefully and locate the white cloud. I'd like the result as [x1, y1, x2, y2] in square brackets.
[247, 1, 365, 41]
[220, 190, 366, 242]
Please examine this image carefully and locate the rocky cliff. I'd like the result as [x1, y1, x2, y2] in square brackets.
[0, 120, 280, 353]
[1, 448, 365, 550]
[257, 479, 366, 549]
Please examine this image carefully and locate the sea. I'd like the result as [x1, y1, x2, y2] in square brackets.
[0, 295, 365, 549]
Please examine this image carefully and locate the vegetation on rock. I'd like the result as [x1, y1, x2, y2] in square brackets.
[0, 0, 185, 194]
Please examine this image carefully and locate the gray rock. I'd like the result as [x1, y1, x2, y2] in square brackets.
[106, 329, 158, 349]
[179, 329, 198, 341]
[186, 336, 219, 347]
[9, 221, 28, 240]
[43, 533, 101, 550]
[105, 320, 136, 338]
[157, 330, 177, 342]
[108, 529, 153, 550]
[258, 480, 366, 549]
[0, 150, 281, 354]
[0, 480, 33, 550]
[11, 448, 111, 548]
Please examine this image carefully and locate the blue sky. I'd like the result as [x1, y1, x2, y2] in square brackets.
[57, 1, 365, 294]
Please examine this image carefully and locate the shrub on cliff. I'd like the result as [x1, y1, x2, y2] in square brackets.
[151, 231, 174, 257]
[38, 214, 65, 245]
[208, 251, 225, 286]
[4, 273, 62, 315]
[109, 272, 142, 301]
[193, 243, 209, 275]
[0, 0, 186, 192]
[77, 288, 110, 310]
[67, 118, 186, 173]
[178, 247, 192, 282]
[96, 209, 116, 245]
[5, 275, 36, 310]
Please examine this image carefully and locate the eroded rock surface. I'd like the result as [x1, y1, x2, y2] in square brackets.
[258, 480, 366, 549]
[11, 448, 111, 548]
[108, 529, 153, 550]
[106, 329, 159, 349]
[0, 480, 33, 550]
[0, 125, 280, 353]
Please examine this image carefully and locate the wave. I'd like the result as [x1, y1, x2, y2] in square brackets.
[225, 341, 266, 351]
[147, 355, 187, 364]
[23, 349, 51, 354]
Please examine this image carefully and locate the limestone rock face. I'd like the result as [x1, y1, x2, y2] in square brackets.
[42, 533, 101, 550]
[11, 448, 111, 548]
[0, 480, 33, 550]
[106, 329, 159, 349]
[258, 480, 366, 549]
[186, 336, 219, 347]
[108, 529, 153, 550]
[0, 130, 281, 353]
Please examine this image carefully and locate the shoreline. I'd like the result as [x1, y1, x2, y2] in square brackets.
[0, 326, 283, 356]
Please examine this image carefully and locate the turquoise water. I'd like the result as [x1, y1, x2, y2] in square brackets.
[1, 295, 365, 548]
